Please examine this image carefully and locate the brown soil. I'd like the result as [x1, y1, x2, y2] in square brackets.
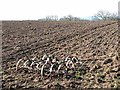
[2, 20, 120, 89]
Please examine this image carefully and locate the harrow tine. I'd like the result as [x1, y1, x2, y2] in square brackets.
[42, 47, 49, 58]
[57, 64, 62, 73]
[49, 64, 54, 74]
[23, 60, 32, 70]
[16, 58, 23, 71]
[36, 62, 42, 70]
[41, 64, 45, 79]
[30, 61, 35, 67]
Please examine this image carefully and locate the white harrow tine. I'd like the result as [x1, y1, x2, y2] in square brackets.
[72, 56, 78, 63]
[57, 64, 62, 73]
[36, 62, 42, 70]
[42, 48, 49, 60]
[45, 57, 50, 64]
[23, 60, 32, 70]
[30, 61, 34, 67]
[16, 58, 23, 71]
[42, 53, 48, 61]
[64, 56, 70, 62]
[66, 59, 72, 68]
[41, 64, 45, 78]
[23, 60, 29, 67]
[49, 64, 54, 74]
[31, 56, 36, 61]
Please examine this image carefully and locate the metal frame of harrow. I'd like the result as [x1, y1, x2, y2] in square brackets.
[16, 53, 84, 79]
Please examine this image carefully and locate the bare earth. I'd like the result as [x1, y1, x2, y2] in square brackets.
[2, 20, 120, 89]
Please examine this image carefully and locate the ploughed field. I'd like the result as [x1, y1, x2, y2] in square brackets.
[2, 20, 120, 89]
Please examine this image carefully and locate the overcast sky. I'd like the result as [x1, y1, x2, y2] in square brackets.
[0, 0, 119, 20]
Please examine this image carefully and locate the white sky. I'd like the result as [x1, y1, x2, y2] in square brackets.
[0, 0, 119, 20]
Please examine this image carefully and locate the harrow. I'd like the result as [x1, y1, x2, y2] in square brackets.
[16, 53, 84, 79]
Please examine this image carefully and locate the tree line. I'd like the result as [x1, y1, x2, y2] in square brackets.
[38, 10, 119, 21]
[39, 15, 82, 21]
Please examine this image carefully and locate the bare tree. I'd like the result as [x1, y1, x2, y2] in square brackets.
[45, 15, 58, 21]
[60, 15, 81, 21]
[39, 15, 58, 21]
[92, 10, 118, 21]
